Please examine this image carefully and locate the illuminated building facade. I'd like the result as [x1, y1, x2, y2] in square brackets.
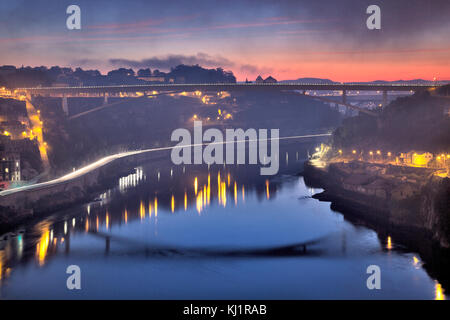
[0, 152, 20, 184]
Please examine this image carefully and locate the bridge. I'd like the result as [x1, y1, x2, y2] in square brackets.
[17, 82, 440, 117]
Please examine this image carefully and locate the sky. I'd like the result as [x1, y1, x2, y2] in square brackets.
[0, 0, 449, 81]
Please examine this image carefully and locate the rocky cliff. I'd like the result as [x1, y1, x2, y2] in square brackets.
[303, 160, 450, 248]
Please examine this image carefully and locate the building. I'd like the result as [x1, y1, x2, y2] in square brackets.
[255, 75, 278, 83]
[137, 76, 165, 83]
[396, 151, 433, 167]
[408, 151, 433, 167]
[444, 105, 450, 117]
[263, 76, 277, 83]
[51, 82, 69, 87]
[0, 152, 20, 184]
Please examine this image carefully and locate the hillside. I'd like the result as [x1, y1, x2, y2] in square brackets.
[332, 90, 450, 153]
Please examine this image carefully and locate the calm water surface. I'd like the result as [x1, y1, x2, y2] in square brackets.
[0, 145, 446, 299]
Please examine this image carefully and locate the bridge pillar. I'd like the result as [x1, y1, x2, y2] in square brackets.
[342, 90, 347, 104]
[103, 93, 109, 105]
[382, 90, 388, 107]
[62, 96, 69, 116]
[345, 106, 352, 116]
[105, 237, 110, 254]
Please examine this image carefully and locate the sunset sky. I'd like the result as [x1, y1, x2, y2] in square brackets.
[0, 0, 449, 81]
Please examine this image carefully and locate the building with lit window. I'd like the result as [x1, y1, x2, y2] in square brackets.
[0, 152, 20, 185]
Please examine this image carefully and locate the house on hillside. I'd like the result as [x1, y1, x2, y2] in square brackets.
[255, 75, 277, 83]
[263, 76, 277, 83]
[444, 105, 450, 117]
[397, 151, 433, 167]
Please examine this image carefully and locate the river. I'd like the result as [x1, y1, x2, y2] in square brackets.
[0, 143, 446, 299]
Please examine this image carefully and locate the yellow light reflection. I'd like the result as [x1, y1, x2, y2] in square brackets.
[184, 192, 187, 211]
[234, 181, 237, 206]
[171, 195, 175, 213]
[154, 197, 158, 217]
[36, 229, 50, 266]
[387, 236, 392, 250]
[124, 209, 128, 223]
[265, 180, 270, 200]
[207, 177, 211, 205]
[203, 185, 206, 206]
[242, 185, 245, 202]
[140, 201, 145, 220]
[435, 282, 445, 300]
[221, 182, 227, 207]
[217, 172, 221, 202]
[196, 190, 203, 214]
[0, 251, 3, 280]
[194, 177, 198, 195]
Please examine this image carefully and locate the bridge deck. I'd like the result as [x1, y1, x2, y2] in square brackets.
[19, 82, 438, 96]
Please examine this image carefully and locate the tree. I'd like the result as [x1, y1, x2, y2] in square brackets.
[137, 68, 152, 77]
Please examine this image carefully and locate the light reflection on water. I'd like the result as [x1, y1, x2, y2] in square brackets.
[0, 146, 447, 299]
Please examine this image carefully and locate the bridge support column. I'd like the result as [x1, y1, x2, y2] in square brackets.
[62, 96, 69, 116]
[342, 90, 349, 115]
[382, 90, 388, 107]
[105, 237, 110, 254]
[103, 93, 109, 105]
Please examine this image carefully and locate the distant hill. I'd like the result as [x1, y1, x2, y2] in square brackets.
[280, 78, 336, 84]
[280, 77, 450, 85]
[351, 79, 447, 85]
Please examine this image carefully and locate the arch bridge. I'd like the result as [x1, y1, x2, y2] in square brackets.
[17, 82, 439, 117]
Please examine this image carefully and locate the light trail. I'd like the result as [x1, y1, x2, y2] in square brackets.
[0, 133, 331, 196]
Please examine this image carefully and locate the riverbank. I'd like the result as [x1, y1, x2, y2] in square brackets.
[303, 160, 450, 248]
[0, 148, 171, 232]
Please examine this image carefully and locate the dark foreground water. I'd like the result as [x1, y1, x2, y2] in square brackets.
[0, 143, 446, 299]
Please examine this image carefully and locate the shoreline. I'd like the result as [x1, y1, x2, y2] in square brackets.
[302, 159, 450, 289]
[302, 159, 450, 247]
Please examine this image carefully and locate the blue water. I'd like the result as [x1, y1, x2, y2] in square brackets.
[0, 149, 445, 299]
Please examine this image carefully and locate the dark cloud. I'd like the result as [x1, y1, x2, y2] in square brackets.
[109, 53, 234, 70]
[240, 64, 273, 76]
